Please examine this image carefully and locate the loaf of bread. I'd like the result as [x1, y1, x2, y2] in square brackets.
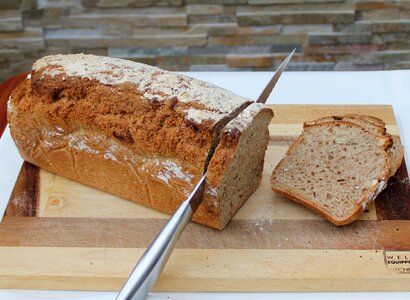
[8, 54, 273, 230]
[270, 120, 393, 225]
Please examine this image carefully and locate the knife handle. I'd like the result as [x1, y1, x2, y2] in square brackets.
[116, 174, 207, 300]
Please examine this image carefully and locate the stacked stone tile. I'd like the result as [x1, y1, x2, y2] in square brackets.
[2, 0, 410, 80]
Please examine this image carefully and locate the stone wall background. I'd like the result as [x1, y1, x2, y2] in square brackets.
[1, 0, 410, 81]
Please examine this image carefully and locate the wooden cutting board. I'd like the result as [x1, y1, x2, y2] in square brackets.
[1, 76, 410, 292]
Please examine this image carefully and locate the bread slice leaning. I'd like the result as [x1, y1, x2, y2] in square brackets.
[304, 114, 404, 177]
[271, 121, 391, 225]
[304, 114, 386, 135]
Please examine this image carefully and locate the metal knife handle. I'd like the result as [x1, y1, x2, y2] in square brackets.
[116, 174, 207, 300]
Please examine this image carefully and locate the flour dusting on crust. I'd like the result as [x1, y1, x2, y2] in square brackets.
[154, 160, 194, 184]
[33, 54, 250, 124]
[225, 102, 268, 133]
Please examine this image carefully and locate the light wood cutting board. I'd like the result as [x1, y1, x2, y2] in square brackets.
[1, 76, 410, 292]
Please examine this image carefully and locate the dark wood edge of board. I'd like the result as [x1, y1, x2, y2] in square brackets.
[5, 162, 39, 217]
[376, 160, 410, 220]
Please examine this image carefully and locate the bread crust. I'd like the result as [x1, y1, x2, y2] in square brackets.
[388, 135, 404, 176]
[271, 120, 391, 226]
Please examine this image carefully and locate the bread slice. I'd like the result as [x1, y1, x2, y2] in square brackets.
[270, 121, 391, 225]
[201, 103, 274, 229]
[304, 114, 386, 135]
[348, 114, 385, 128]
[304, 114, 404, 177]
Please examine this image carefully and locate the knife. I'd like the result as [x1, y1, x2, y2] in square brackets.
[257, 48, 295, 104]
[116, 49, 295, 300]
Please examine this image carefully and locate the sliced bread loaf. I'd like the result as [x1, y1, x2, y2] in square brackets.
[270, 121, 391, 225]
[9, 54, 273, 230]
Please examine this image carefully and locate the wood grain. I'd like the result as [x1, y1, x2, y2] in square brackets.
[0, 248, 408, 292]
[0, 73, 409, 292]
[0, 217, 409, 250]
[271, 104, 397, 124]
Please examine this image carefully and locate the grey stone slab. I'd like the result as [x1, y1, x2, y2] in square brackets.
[333, 21, 372, 33]
[82, 0, 183, 7]
[21, 0, 37, 10]
[189, 64, 232, 71]
[24, 7, 71, 27]
[355, 50, 410, 64]
[45, 34, 207, 47]
[308, 32, 373, 45]
[285, 61, 335, 71]
[372, 20, 410, 33]
[386, 40, 410, 50]
[185, 0, 247, 4]
[188, 14, 236, 24]
[357, 9, 400, 21]
[237, 10, 354, 26]
[44, 27, 104, 38]
[334, 61, 383, 71]
[189, 54, 225, 65]
[249, 0, 343, 4]
[0, 10, 23, 31]
[62, 11, 188, 28]
[0, 27, 44, 50]
[109, 46, 188, 57]
[43, 47, 108, 56]
[187, 4, 224, 15]
[282, 24, 333, 34]
[37, 0, 82, 8]
[0, 49, 40, 62]
[271, 44, 302, 53]
[384, 60, 410, 70]
[0, 0, 22, 9]
[189, 45, 273, 54]
[209, 33, 307, 46]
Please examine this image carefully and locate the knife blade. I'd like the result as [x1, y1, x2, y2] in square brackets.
[257, 49, 295, 104]
[116, 50, 295, 300]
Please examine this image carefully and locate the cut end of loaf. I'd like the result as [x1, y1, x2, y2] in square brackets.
[271, 121, 391, 225]
[202, 103, 274, 230]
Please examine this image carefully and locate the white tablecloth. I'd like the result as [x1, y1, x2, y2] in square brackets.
[1, 71, 409, 299]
